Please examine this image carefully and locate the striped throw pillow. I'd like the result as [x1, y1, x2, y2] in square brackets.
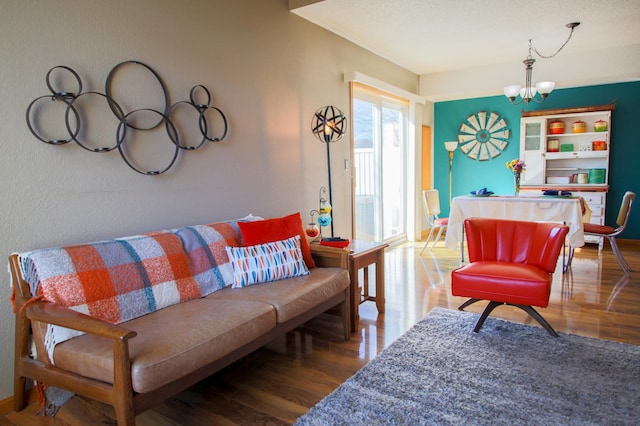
[225, 235, 309, 288]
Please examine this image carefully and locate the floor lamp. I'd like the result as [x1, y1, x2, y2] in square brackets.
[444, 141, 458, 204]
[311, 106, 347, 237]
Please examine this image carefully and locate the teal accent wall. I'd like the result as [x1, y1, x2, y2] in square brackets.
[434, 81, 640, 240]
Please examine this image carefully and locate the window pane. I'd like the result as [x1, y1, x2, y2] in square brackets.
[353, 90, 407, 243]
[382, 104, 405, 240]
[354, 98, 379, 240]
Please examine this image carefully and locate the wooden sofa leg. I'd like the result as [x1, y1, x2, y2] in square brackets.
[342, 287, 351, 340]
[113, 338, 136, 425]
[13, 374, 27, 412]
[114, 400, 136, 426]
[14, 306, 30, 412]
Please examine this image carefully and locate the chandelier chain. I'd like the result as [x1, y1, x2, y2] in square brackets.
[528, 23, 578, 59]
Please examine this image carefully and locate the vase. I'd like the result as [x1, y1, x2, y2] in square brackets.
[514, 173, 521, 197]
[305, 222, 320, 240]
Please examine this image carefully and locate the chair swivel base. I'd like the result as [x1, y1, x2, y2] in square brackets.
[458, 299, 559, 337]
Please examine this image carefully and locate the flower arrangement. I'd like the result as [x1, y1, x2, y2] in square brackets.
[506, 159, 526, 196]
[506, 158, 526, 174]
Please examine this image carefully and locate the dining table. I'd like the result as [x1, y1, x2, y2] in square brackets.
[445, 195, 587, 265]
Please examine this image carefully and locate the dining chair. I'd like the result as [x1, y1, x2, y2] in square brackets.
[568, 191, 635, 277]
[420, 189, 449, 254]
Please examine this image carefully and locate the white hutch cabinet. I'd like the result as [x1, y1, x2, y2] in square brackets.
[519, 105, 615, 231]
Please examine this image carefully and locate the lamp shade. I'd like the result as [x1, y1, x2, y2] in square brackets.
[503, 85, 521, 99]
[520, 86, 537, 99]
[444, 141, 458, 152]
[311, 106, 347, 144]
[536, 81, 555, 95]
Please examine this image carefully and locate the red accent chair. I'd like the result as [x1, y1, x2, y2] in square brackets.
[451, 218, 569, 336]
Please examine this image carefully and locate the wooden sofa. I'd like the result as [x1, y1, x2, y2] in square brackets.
[10, 216, 350, 425]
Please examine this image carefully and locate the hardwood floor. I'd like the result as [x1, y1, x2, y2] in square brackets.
[3, 241, 639, 425]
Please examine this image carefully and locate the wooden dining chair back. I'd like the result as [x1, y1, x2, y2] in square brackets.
[570, 191, 635, 277]
[420, 189, 449, 254]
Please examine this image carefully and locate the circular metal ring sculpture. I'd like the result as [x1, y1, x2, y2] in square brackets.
[26, 95, 80, 145]
[105, 60, 169, 131]
[168, 100, 208, 150]
[26, 62, 228, 175]
[45, 65, 83, 100]
[65, 91, 127, 153]
[189, 85, 228, 142]
[190, 84, 211, 108]
[116, 108, 180, 176]
[26, 65, 83, 145]
[199, 105, 228, 142]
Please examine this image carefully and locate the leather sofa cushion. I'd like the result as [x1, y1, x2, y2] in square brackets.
[452, 261, 552, 307]
[207, 267, 349, 323]
[52, 298, 276, 394]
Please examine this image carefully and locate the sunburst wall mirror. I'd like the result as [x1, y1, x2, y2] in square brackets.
[458, 111, 510, 160]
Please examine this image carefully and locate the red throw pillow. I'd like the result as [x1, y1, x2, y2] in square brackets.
[238, 212, 316, 269]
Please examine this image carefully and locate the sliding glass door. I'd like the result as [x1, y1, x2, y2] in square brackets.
[353, 87, 408, 243]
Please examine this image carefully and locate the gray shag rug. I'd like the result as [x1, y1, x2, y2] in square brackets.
[296, 307, 640, 425]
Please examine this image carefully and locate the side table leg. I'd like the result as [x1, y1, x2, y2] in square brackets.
[362, 266, 369, 300]
[375, 252, 385, 313]
[349, 263, 358, 333]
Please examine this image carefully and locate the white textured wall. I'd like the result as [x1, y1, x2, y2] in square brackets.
[0, 0, 418, 401]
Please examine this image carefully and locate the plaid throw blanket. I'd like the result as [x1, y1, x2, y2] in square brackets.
[17, 227, 234, 363]
[173, 223, 236, 294]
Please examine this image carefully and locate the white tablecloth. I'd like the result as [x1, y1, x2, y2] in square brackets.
[444, 195, 585, 251]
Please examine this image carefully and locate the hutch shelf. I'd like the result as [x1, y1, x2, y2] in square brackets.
[519, 104, 615, 237]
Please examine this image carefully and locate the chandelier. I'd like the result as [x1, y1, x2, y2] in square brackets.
[504, 22, 580, 105]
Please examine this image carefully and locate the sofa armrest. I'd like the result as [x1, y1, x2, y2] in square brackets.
[25, 301, 137, 341]
[310, 244, 349, 269]
[14, 300, 137, 422]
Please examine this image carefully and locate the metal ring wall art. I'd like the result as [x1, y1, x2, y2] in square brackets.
[26, 61, 228, 175]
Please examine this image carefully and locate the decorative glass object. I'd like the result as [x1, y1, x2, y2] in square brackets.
[317, 212, 332, 227]
[305, 222, 320, 240]
[308, 186, 333, 240]
[514, 173, 521, 197]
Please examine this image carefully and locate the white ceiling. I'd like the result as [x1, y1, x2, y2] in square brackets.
[291, 0, 640, 101]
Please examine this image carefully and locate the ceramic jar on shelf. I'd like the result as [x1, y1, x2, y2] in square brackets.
[571, 120, 586, 133]
[549, 120, 565, 134]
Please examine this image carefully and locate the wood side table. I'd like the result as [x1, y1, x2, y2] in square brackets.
[346, 240, 388, 332]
